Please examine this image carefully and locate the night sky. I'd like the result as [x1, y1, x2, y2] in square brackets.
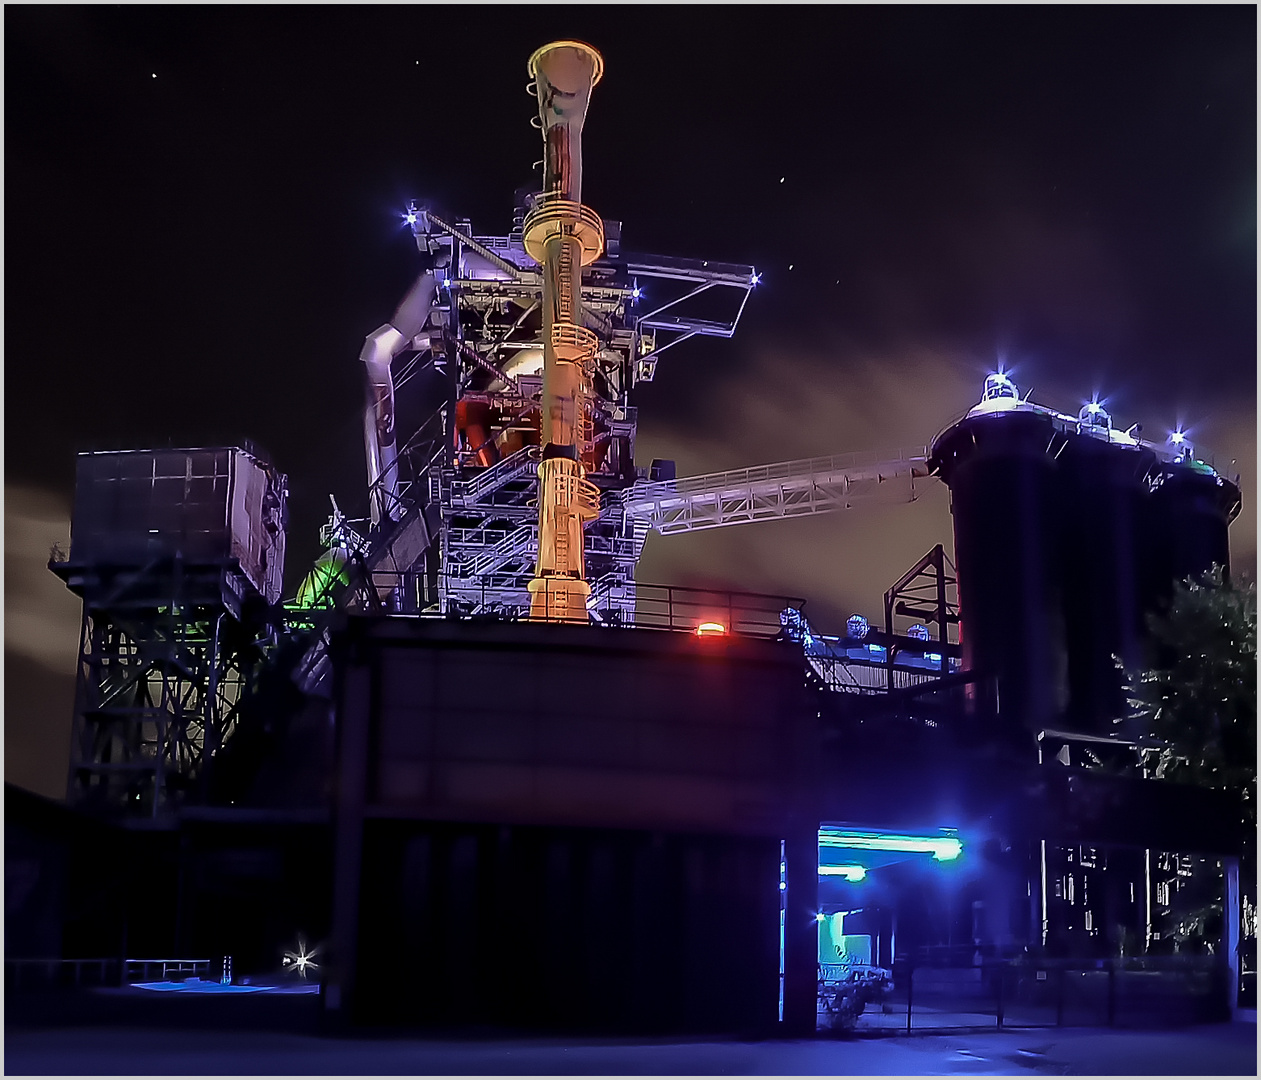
[6, 6, 1255, 797]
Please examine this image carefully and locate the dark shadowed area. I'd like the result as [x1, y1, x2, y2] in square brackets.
[5, 6, 1254, 796]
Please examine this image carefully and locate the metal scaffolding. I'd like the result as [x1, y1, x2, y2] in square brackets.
[58, 559, 270, 817]
[341, 202, 760, 623]
[52, 446, 287, 817]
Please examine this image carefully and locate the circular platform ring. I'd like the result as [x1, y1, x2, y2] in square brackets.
[551, 324, 600, 363]
[522, 201, 605, 267]
[527, 41, 604, 87]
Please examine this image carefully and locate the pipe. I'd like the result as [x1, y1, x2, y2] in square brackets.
[360, 270, 438, 526]
[455, 400, 499, 467]
[426, 211, 521, 279]
[452, 338, 523, 397]
[524, 41, 605, 623]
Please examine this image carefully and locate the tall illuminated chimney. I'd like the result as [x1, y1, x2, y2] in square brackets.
[523, 41, 605, 622]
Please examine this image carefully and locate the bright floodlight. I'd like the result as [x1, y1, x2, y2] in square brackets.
[405, 212, 417, 224]
[982, 372, 1019, 402]
[283, 939, 320, 978]
[1170, 430, 1185, 444]
[1078, 401, 1112, 429]
[750, 271, 762, 286]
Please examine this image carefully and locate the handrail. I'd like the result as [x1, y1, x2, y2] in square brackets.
[631, 446, 932, 503]
[449, 445, 541, 503]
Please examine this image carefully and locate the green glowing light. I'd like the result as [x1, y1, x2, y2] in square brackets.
[818, 864, 866, 881]
[294, 553, 349, 609]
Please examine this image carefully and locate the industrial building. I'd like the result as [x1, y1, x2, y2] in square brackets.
[9, 40, 1249, 1036]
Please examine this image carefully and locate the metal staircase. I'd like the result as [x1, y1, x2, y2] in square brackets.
[445, 445, 541, 510]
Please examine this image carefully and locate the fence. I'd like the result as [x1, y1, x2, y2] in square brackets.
[353, 578, 806, 639]
[824, 956, 1232, 1034]
[5, 958, 124, 990]
[625, 583, 803, 638]
[123, 958, 215, 983]
[5, 957, 223, 991]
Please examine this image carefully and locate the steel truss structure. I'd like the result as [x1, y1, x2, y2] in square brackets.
[340, 54, 956, 626]
[355, 204, 760, 623]
[54, 558, 272, 817]
[619, 447, 933, 536]
[884, 543, 959, 643]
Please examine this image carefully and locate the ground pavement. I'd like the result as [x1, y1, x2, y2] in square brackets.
[5, 1019, 1257, 1075]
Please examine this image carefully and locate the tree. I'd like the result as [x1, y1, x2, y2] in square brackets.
[1121, 566, 1256, 835]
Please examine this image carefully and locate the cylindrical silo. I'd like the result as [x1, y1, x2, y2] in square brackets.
[1142, 463, 1241, 609]
[930, 409, 1068, 733]
[1056, 437, 1157, 733]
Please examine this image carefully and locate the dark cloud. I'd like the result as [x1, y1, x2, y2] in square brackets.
[5, 487, 78, 672]
[4, 486, 79, 798]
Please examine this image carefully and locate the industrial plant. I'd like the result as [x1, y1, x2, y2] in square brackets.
[9, 40, 1250, 1037]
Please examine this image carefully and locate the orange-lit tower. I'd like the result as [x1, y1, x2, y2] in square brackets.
[523, 40, 605, 622]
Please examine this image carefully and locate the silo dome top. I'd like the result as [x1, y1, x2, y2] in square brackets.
[967, 372, 1023, 416]
[983, 372, 1019, 402]
[1078, 402, 1112, 430]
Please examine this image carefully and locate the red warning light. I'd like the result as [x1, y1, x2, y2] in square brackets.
[695, 621, 727, 636]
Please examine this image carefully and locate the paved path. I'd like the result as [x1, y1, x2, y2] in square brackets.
[5, 1021, 1256, 1074]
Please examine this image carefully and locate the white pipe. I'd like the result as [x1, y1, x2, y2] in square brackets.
[360, 271, 438, 525]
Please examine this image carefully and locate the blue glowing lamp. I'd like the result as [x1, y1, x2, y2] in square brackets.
[982, 371, 1019, 402]
[907, 624, 930, 642]
[846, 614, 870, 640]
[1078, 401, 1111, 429]
[1169, 430, 1194, 462]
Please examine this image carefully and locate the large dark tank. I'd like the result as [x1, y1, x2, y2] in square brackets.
[1142, 457, 1241, 609]
[1054, 414, 1156, 731]
[929, 374, 1067, 733]
[930, 376, 1242, 738]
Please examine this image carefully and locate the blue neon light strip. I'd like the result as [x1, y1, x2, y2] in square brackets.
[778, 839, 786, 1023]
[818, 827, 962, 861]
[132, 981, 269, 994]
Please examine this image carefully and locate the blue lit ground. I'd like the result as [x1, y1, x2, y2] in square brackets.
[4, 1019, 1255, 1075]
[130, 980, 320, 995]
